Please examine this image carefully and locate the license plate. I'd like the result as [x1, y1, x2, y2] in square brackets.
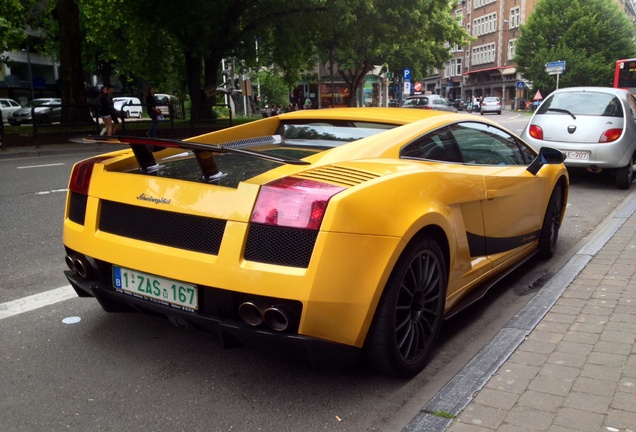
[564, 151, 590, 160]
[113, 266, 198, 310]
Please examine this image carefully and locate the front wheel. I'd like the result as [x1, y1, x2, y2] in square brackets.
[364, 235, 446, 377]
[538, 183, 565, 259]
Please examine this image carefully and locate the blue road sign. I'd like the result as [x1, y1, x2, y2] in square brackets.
[545, 61, 566, 68]
[516, 81, 526, 89]
[403, 68, 412, 81]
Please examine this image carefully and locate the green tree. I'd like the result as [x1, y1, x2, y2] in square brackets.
[514, 0, 636, 95]
[315, 0, 470, 106]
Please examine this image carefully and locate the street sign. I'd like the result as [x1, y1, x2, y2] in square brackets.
[403, 81, 411, 94]
[516, 81, 526, 89]
[545, 61, 566, 68]
[403, 68, 412, 81]
[545, 60, 566, 74]
[414, 82, 422, 92]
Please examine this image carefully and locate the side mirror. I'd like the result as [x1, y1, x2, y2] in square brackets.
[527, 147, 566, 175]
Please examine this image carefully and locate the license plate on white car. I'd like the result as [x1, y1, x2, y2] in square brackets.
[565, 151, 590, 160]
[113, 266, 198, 310]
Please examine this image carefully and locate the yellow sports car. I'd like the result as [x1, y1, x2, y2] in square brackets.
[63, 108, 568, 377]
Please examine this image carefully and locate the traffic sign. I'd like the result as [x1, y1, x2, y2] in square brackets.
[403, 68, 412, 81]
[414, 82, 422, 92]
[516, 81, 526, 89]
[403, 81, 411, 94]
[545, 61, 566, 68]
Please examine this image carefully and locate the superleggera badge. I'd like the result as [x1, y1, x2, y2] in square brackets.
[136, 193, 171, 205]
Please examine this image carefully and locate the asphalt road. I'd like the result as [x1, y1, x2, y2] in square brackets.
[0, 113, 631, 431]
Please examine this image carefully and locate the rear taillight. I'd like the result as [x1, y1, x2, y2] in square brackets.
[251, 177, 346, 230]
[599, 128, 623, 143]
[69, 156, 111, 195]
[529, 125, 544, 140]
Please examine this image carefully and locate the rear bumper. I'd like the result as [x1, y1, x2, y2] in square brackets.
[65, 270, 361, 368]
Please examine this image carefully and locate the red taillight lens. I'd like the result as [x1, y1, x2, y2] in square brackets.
[529, 125, 544, 140]
[251, 178, 346, 230]
[69, 156, 111, 195]
[599, 128, 623, 143]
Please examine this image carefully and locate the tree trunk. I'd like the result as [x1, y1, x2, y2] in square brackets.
[58, 0, 90, 123]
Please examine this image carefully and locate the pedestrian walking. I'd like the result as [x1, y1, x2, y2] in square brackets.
[98, 85, 116, 136]
[145, 87, 160, 138]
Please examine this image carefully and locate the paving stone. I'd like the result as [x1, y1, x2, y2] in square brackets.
[555, 341, 593, 356]
[515, 390, 563, 413]
[517, 340, 557, 355]
[600, 329, 636, 344]
[580, 363, 623, 382]
[569, 321, 605, 334]
[545, 351, 587, 369]
[572, 376, 617, 397]
[553, 407, 604, 432]
[562, 391, 611, 414]
[587, 351, 628, 368]
[593, 340, 632, 356]
[538, 363, 580, 382]
[498, 363, 541, 381]
[618, 379, 636, 394]
[504, 406, 554, 431]
[611, 391, 636, 412]
[454, 404, 506, 430]
[485, 375, 531, 395]
[561, 330, 599, 345]
[507, 351, 549, 367]
[446, 422, 493, 432]
[605, 409, 636, 430]
[473, 388, 519, 410]
[534, 321, 570, 334]
[528, 375, 573, 397]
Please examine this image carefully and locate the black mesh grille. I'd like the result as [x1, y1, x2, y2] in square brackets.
[99, 200, 226, 254]
[244, 224, 318, 268]
[68, 192, 88, 225]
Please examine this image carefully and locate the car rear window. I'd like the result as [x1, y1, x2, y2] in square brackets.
[277, 120, 395, 147]
[537, 92, 624, 117]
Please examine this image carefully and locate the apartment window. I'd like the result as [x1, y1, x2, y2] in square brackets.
[509, 7, 520, 28]
[455, 58, 462, 76]
[508, 39, 516, 61]
[472, 43, 495, 66]
[474, 0, 496, 8]
[473, 13, 497, 36]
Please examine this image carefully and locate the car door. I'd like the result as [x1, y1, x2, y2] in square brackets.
[450, 122, 546, 267]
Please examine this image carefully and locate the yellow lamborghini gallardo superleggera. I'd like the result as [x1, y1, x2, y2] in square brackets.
[63, 108, 568, 377]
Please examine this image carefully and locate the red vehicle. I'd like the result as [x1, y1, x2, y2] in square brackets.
[613, 58, 636, 94]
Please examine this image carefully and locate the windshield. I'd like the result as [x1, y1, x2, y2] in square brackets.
[537, 92, 624, 117]
[276, 120, 395, 147]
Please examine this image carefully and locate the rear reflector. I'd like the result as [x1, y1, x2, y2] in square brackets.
[251, 177, 346, 230]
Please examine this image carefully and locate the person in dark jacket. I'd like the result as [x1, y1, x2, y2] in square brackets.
[145, 87, 160, 138]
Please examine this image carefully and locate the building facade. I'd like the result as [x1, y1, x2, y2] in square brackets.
[425, 0, 636, 109]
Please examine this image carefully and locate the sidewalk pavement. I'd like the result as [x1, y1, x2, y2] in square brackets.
[405, 191, 636, 432]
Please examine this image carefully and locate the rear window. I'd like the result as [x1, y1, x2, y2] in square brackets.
[403, 98, 428, 107]
[277, 120, 395, 147]
[537, 92, 624, 117]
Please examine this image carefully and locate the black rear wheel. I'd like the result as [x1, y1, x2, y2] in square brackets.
[365, 235, 446, 377]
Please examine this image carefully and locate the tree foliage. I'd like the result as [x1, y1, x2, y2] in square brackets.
[314, 0, 470, 105]
[514, 0, 636, 94]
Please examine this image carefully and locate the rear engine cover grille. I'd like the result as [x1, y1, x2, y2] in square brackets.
[244, 224, 318, 268]
[99, 200, 226, 254]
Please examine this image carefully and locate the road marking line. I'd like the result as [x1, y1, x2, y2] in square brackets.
[0, 285, 77, 320]
[17, 163, 65, 169]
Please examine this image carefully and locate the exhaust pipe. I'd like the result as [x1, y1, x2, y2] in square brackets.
[238, 301, 267, 326]
[586, 165, 603, 174]
[65, 255, 78, 274]
[263, 304, 294, 332]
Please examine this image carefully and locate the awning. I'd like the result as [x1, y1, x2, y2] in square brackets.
[463, 66, 516, 75]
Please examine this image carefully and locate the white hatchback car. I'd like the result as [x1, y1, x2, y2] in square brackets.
[113, 97, 143, 119]
[0, 98, 22, 122]
[521, 87, 636, 189]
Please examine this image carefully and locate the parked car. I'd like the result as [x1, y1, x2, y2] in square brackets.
[154, 93, 177, 117]
[402, 95, 458, 113]
[0, 98, 22, 123]
[452, 98, 468, 111]
[480, 96, 502, 115]
[64, 108, 567, 377]
[521, 86, 636, 189]
[8, 98, 62, 125]
[113, 97, 143, 119]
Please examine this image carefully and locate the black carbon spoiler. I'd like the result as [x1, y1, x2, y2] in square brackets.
[71, 134, 309, 181]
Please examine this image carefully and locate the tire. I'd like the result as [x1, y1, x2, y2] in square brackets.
[615, 158, 633, 189]
[39, 114, 50, 124]
[364, 235, 446, 377]
[538, 183, 564, 259]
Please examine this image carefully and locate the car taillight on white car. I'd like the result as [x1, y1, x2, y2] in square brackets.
[599, 129, 623, 143]
[251, 177, 345, 230]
